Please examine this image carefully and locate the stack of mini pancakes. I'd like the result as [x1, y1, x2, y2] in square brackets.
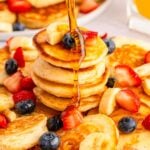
[32, 28, 109, 112]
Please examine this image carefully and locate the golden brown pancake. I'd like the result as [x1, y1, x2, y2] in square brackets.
[31, 68, 109, 98]
[34, 87, 104, 111]
[18, 2, 68, 29]
[33, 30, 108, 69]
[33, 57, 106, 85]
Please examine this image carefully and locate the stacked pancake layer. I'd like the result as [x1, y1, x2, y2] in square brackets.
[32, 30, 108, 111]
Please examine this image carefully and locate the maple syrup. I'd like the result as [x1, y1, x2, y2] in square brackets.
[66, 0, 86, 106]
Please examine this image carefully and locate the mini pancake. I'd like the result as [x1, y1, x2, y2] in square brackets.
[18, 2, 68, 29]
[33, 57, 106, 85]
[32, 68, 109, 98]
[34, 87, 105, 112]
[33, 30, 108, 69]
[0, 113, 47, 150]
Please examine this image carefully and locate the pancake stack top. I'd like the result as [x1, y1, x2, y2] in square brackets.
[32, 22, 109, 112]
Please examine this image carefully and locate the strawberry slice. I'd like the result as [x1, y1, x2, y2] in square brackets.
[80, 0, 99, 13]
[115, 65, 142, 87]
[3, 71, 23, 93]
[0, 114, 8, 128]
[82, 31, 98, 39]
[116, 89, 140, 113]
[13, 90, 36, 104]
[61, 106, 83, 130]
[144, 51, 150, 63]
[100, 33, 108, 40]
[21, 77, 35, 90]
[142, 114, 150, 130]
[13, 47, 25, 68]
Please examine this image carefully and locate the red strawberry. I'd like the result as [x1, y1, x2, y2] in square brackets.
[142, 114, 150, 130]
[144, 51, 150, 63]
[115, 65, 142, 87]
[116, 89, 140, 113]
[100, 33, 108, 39]
[21, 77, 35, 90]
[61, 106, 83, 130]
[0, 114, 8, 128]
[13, 47, 25, 68]
[13, 90, 36, 103]
[80, 0, 99, 13]
[82, 31, 98, 39]
[3, 71, 23, 93]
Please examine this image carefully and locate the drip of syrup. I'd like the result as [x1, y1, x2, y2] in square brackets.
[66, 0, 86, 106]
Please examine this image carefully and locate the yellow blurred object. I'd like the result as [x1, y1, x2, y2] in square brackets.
[134, 0, 150, 19]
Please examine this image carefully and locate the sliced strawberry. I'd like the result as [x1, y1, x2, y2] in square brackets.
[142, 114, 150, 130]
[115, 65, 142, 87]
[116, 89, 140, 113]
[61, 106, 83, 130]
[144, 51, 150, 63]
[7, 0, 32, 13]
[100, 33, 108, 39]
[82, 31, 98, 39]
[3, 71, 23, 93]
[80, 0, 99, 13]
[21, 77, 35, 90]
[13, 47, 25, 68]
[13, 90, 36, 103]
[0, 114, 8, 128]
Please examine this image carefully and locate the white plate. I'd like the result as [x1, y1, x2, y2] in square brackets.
[0, 0, 111, 41]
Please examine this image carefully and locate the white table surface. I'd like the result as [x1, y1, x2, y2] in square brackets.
[0, 0, 149, 47]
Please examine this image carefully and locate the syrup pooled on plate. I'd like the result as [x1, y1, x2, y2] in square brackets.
[66, 0, 86, 106]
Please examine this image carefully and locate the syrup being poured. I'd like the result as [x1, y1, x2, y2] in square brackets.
[66, 0, 86, 106]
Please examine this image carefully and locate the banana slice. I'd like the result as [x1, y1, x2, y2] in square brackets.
[0, 88, 14, 112]
[134, 63, 150, 77]
[0, 113, 47, 150]
[46, 22, 69, 45]
[99, 88, 120, 115]
[79, 132, 111, 150]
[9, 37, 36, 51]
[142, 78, 150, 96]
[2, 109, 17, 122]
[0, 22, 12, 32]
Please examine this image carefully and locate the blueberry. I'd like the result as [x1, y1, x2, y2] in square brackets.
[5, 58, 18, 75]
[118, 117, 137, 133]
[106, 77, 115, 88]
[62, 33, 75, 49]
[104, 38, 116, 54]
[47, 115, 63, 131]
[15, 100, 35, 115]
[13, 22, 26, 31]
[39, 132, 60, 150]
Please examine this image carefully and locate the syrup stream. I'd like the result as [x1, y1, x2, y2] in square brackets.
[66, 0, 86, 106]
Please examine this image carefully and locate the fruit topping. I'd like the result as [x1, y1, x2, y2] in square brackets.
[7, 0, 32, 13]
[103, 38, 116, 54]
[82, 31, 98, 39]
[118, 117, 137, 133]
[13, 47, 25, 68]
[15, 99, 35, 115]
[6, 37, 13, 47]
[21, 77, 35, 90]
[116, 89, 140, 113]
[142, 114, 150, 130]
[39, 132, 60, 150]
[100, 33, 108, 39]
[62, 33, 75, 49]
[61, 106, 83, 130]
[13, 22, 26, 31]
[79, 0, 99, 13]
[144, 51, 150, 63]
[5, 58, 18, 75]
[106, 77, 116, 88]
[47, 115, 63, 132]
[3, 71, 23, 93]
[13, 90, 36, 104]
[115, 65, 142, 87]
[0, 114, 8, 128]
